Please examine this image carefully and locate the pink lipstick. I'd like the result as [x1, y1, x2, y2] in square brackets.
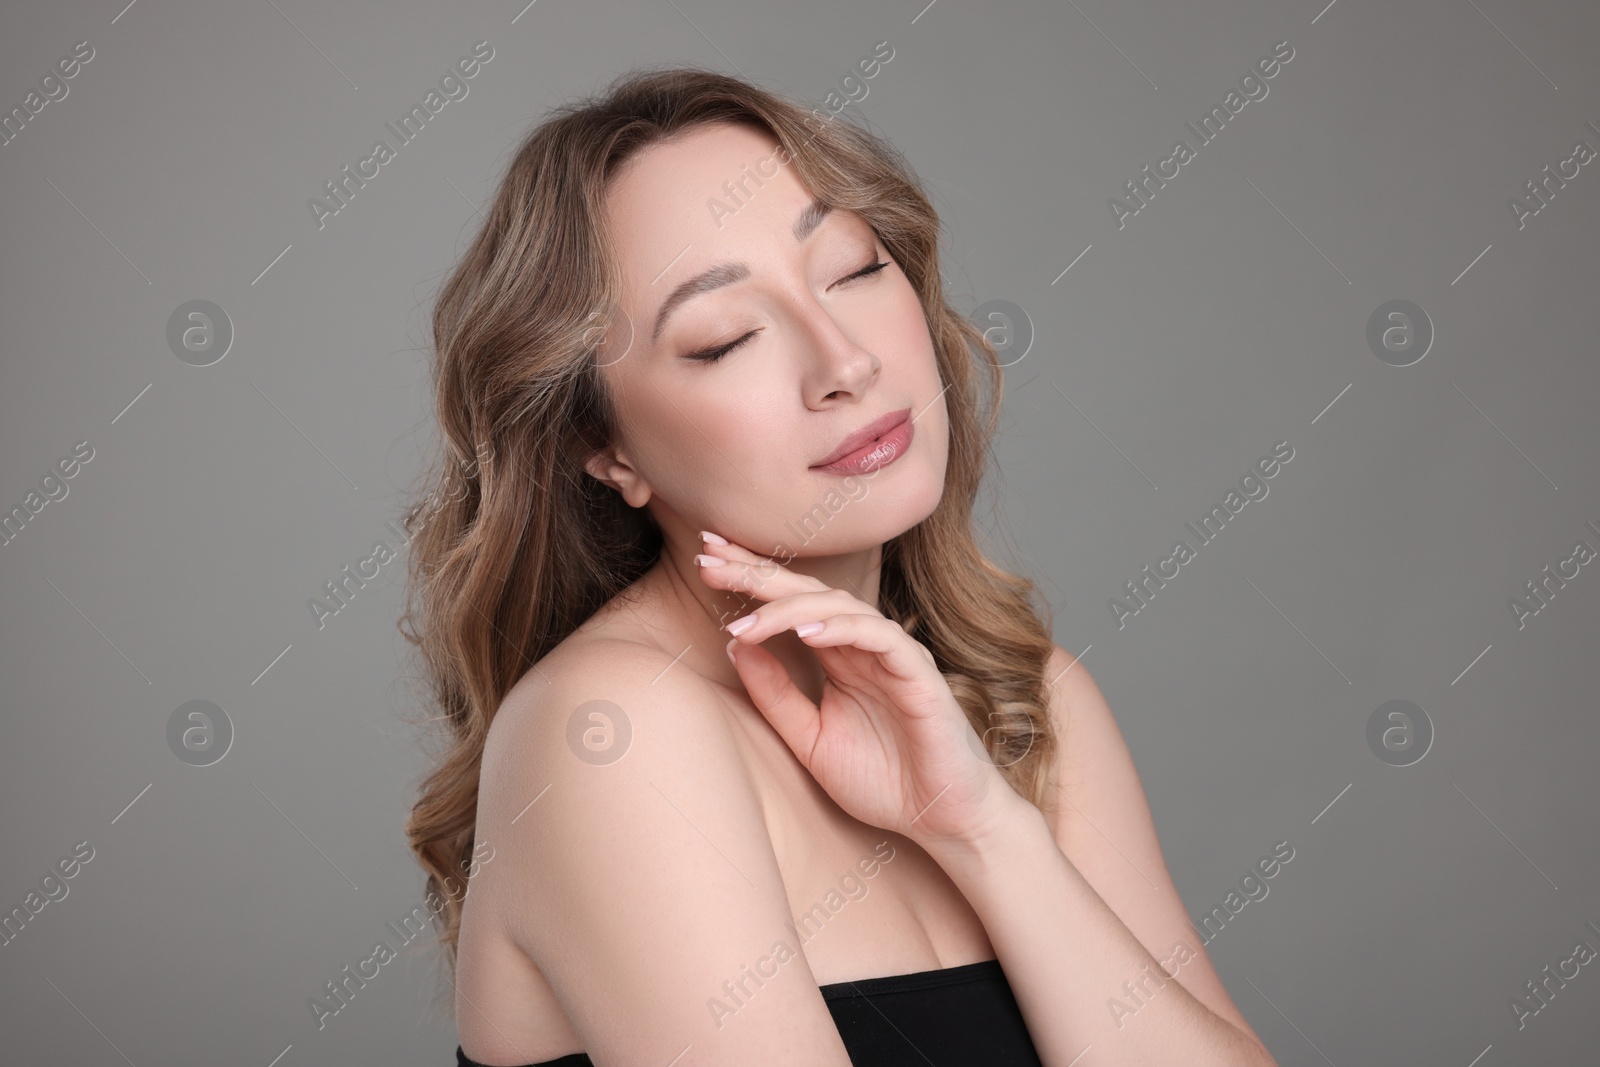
[810, 406, 914, 476]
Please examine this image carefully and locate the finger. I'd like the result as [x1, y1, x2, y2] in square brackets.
[695, 534, 826, 601]
[726, 637, 822, 762]
[790, 613, 941, 687]
[725, 588, 875, 644]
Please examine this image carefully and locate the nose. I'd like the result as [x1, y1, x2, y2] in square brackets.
[798, 299, 880, 404]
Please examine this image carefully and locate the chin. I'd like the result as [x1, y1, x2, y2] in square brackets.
[859, 452, 947, 533]
[772, 467, 945, 559]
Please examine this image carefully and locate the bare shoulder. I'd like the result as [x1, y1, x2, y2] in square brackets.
[1040, 643, 1109, 794]
[473, 636, 854, 1066]
[1039, 643, 1271, 1051]
[475, 634, 761, 895]
[1038, 642, 1160, 860]
[480, 635, 741, 797]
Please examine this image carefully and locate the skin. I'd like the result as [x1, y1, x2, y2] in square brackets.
[509, 120, 1279, 1065]
[583, 120, 949, 708]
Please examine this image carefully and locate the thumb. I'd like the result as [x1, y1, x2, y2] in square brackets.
[727, 638, 821, 761]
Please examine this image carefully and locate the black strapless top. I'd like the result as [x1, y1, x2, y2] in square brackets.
[455, 957, 1043, 1066]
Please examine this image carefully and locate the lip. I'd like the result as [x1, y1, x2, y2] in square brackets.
[810, 406, 914, 473]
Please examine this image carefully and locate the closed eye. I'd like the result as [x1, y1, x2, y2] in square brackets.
[684, 258, 891, 364]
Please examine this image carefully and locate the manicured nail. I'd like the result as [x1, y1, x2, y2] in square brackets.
[701, 530, 729, 546]
[695, 554, 726, 568]
[726, 614, 756, 636]
[794, 621, 824, 638]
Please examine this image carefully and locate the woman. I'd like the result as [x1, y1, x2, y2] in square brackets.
[401, 66, 1277, 1067]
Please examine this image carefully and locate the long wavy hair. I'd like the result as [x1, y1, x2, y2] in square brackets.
[400, 64, 1060, 988]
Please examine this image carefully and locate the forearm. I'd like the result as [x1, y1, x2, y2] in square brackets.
[923, 795, 1274, 1067]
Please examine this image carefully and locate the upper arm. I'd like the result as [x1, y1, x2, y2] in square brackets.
[1042, 644, 1269, 1051]
[478, 642, 854, 1067]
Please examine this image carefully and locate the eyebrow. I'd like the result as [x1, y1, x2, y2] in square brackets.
[650, 199, 835, 346]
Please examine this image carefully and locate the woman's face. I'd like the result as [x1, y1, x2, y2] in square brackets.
[588, 121, 949, 561]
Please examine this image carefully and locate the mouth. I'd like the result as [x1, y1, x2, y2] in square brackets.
[810, 406, 914, 476]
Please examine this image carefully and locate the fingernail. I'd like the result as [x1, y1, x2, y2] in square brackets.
[725, 637, 738, 662]
[795, 621, 824, 637]
[701, 530, 729, 546]
[726, 614, 756, 636]
[695, 554, 727, 568]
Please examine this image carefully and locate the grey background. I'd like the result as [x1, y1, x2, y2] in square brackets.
[2, 0, 1597, 1064]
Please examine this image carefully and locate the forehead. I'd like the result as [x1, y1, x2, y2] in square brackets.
[604, 122, 821, 291]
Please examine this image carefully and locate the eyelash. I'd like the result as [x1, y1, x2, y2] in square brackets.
[685, 259, 891, 364]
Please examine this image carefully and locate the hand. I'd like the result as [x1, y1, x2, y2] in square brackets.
[694, 533, 1018, 855]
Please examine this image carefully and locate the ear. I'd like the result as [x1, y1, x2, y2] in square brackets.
[583, 447, 652, 509]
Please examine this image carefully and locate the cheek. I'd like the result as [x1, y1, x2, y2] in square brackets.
[640, 385, 794, 502]
[884, 289, 936, 375]
[615, 358, 759, 464]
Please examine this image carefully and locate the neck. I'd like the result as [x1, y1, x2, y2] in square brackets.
[644, 529, 886, 701]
